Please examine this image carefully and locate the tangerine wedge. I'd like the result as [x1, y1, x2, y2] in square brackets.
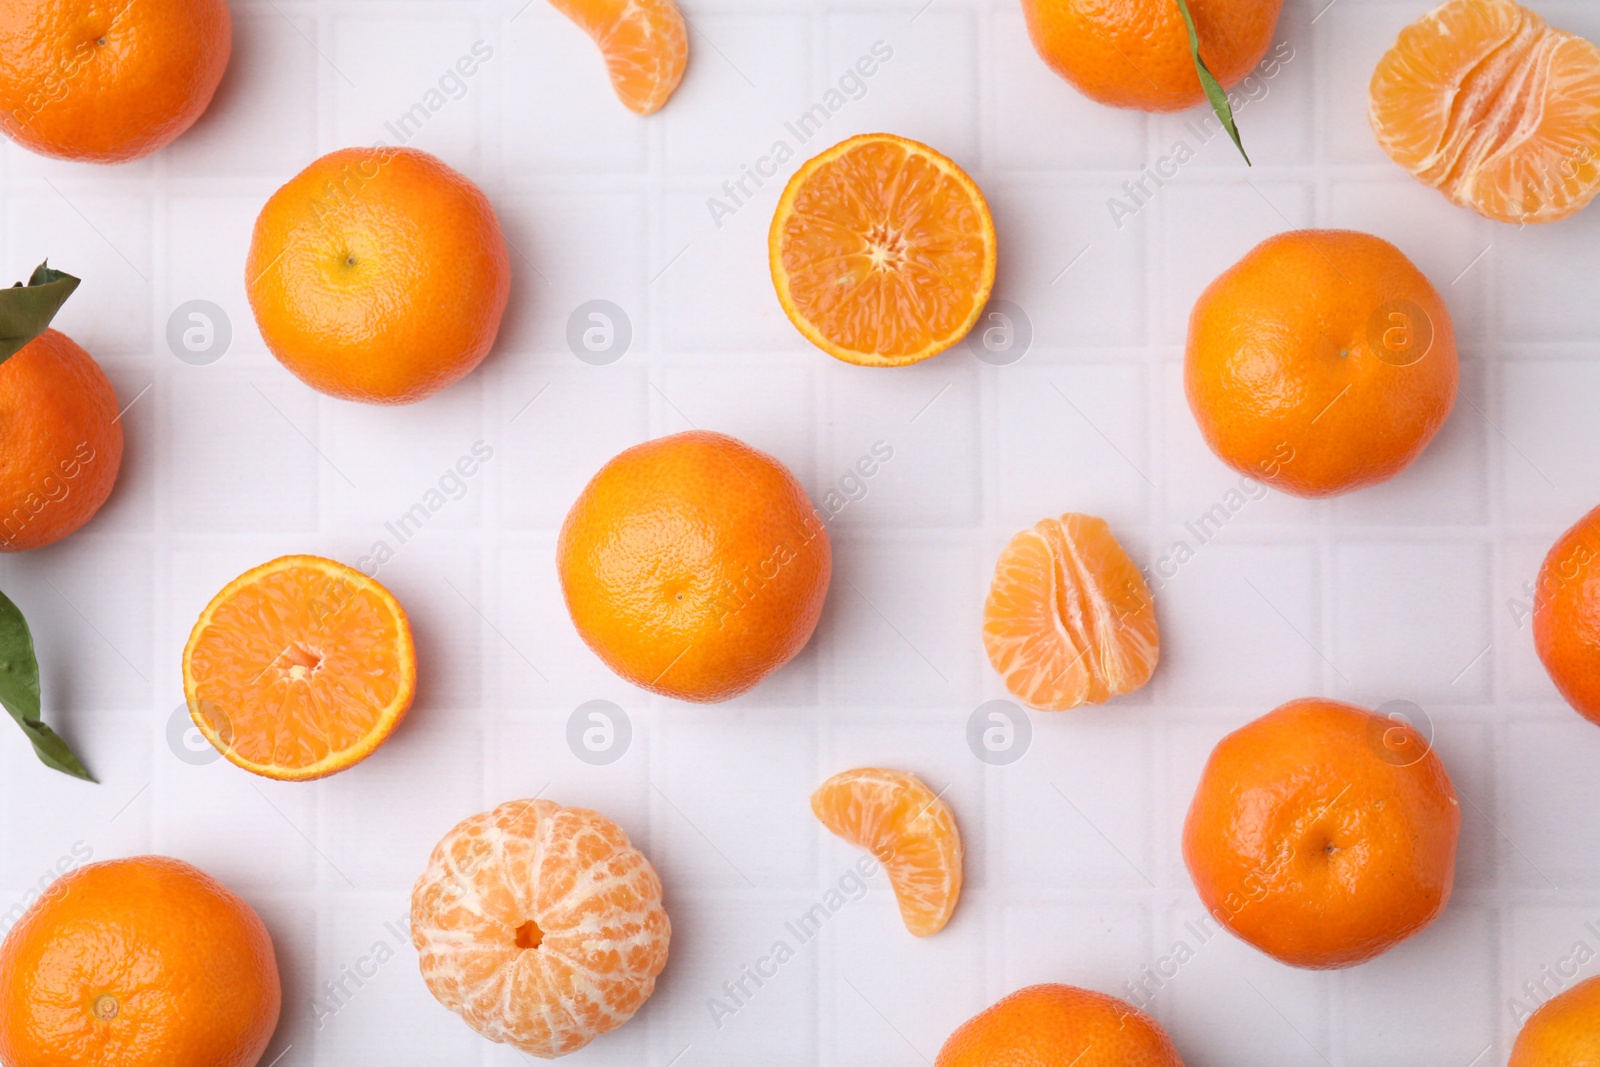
[1370, 0, 1600, 224]
[770, 133, 997, 367]
[983, 514, 1159, 711]
[182, 555, 416, 781]
[550, 0, 688, 115]
[811, 768, 963, 937]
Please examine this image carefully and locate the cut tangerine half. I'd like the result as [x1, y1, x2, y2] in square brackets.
[411, 799, 670, 1058]
[550, 0, 688, 115]
[182, 555, 416, 781]
[770, 133, 998, 367]
[983, 514, 1159, 711]
[1370, 0, 1600, 224]
[811, 768, 963, 937]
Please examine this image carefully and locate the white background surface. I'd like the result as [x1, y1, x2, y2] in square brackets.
[2, 0, 1600, 1064]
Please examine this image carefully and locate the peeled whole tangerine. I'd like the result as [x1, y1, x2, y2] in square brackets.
[410, 800, 670, 1058]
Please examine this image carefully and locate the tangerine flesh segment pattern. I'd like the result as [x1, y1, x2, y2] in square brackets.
[983, 515, 1159, 711]
[1371, 0, 1600, 222]
[779, 139, 991, 359]
[411, 801, 669, 1058]
[811, 768, 963, 937]
[549, 0, 688, 115]
[187, 564, 407, 769]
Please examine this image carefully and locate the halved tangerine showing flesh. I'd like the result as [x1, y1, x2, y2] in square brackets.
[770, 133, 998, 367]
[1370, 0, 1600, 224]
[182, 555, 416, 781]
[811, 767, 963, 937]
[983, 513, 1159, 711]
[549, 0, 689, 115]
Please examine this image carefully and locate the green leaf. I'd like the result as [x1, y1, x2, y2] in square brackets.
[0, 261, 80, 368]
[1174, 0, 1251, 166]
[0, 590, 94, 781]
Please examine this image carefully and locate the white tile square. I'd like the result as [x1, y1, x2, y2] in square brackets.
[332, 18, 488, 168]
[164, 11, 320, 176]
[986, 179, 1147, 347]
[1331, 541, 1492, 704]
[503, 6, 647, 174]
[663, 14, 812, 177]
[822, 365, 981, 528]
[825, 13, 980, 163]
[996, 362, 1152, 525]
[988, 10, 1148, 172]
[1497, 361, 1600, 529]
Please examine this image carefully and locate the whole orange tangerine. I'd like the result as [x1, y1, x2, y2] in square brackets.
[1533, 503, 1600, 724]
[558, 430, 831, 703]
[0, 328, 122, 552]
[0, 855, 280, 1067]
[1511, 973, 1600, 1066]
[1186, 229, 1458, 498]
[1021, 0, 1283, 112]
[935, 983, 1185, 1067]
[1183, 697, 1460, 969]
[245, 147, 510, 405]
[0, 0, 231, 162]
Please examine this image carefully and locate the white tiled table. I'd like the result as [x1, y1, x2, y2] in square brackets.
[2, 0, 1599, 1064]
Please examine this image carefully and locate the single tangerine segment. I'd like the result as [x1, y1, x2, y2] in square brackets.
[811, 768, 963, 937]
[1370, 0, 1600, 224]
[770, 133, 997, 367]
[983, 514, 1159, 712]
[182, 555, 416, 781]
[410, 799, 670, 1059]
[549, 0, 688, 115]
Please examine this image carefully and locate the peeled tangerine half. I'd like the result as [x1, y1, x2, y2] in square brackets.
[770, 133, 997, 367]
[811, 768, 963, 937]
[183, 555, 415, 780]
[549, 0, 688, 115]
[1370, 0, 1600, 224]
[411, 800, 670, 1059]
[984, 514, 1160, 712]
